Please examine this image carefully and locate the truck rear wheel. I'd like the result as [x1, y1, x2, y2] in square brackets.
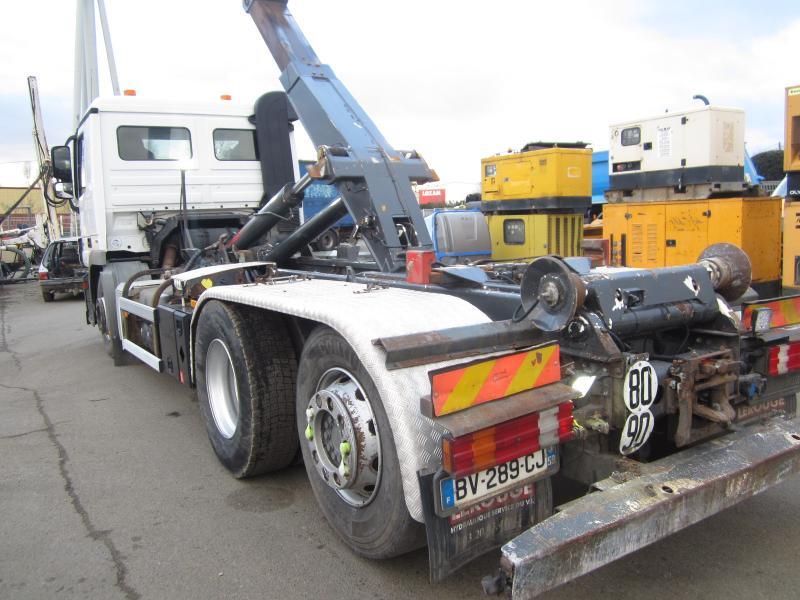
[195, 301, 298, 478]
[41, 289, 54, 302]
[296, 326, 425, 559]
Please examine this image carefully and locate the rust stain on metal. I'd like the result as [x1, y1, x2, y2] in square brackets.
[501, 417, 800, 599]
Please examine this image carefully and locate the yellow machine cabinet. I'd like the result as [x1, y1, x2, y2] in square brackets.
[481, 146, 592, 206]
[604, 203, 665, 268]
[487, 213, 583, 261]
[784, 201, 800, 288]
[604, 197, 781, 284]
[783, 86, 800, 287]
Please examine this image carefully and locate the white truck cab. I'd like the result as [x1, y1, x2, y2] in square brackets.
[72, 95, 298, 264]
[49, 91, 300, 361]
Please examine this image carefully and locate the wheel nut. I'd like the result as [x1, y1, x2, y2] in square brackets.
[339, 441, 351, 457]
[338, 441, 352, 479]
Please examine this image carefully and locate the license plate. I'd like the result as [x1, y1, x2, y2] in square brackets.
[439, 447, 558, 512]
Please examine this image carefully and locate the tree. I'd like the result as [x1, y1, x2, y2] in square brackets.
[751, 149, 785, 181]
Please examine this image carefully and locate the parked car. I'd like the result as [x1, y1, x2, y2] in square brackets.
[38, 237, 86, 302]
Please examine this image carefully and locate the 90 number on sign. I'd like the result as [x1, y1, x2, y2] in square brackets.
[620, 411, 654, 455]
[619, 360, 658, 455]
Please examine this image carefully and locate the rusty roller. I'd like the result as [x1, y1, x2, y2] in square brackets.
[519, 256, 586, 331]
[697, 243, 753, 301]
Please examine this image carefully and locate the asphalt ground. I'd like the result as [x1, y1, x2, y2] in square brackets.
[2, 280, 800, 599]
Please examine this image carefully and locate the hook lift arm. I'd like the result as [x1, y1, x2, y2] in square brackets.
[242, 0, 436, 272]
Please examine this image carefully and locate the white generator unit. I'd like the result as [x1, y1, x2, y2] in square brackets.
[607, 105, 746, 196]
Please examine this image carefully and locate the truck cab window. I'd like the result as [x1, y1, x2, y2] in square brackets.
[117, 126, 192, 161]
[213, 129, 259, 161]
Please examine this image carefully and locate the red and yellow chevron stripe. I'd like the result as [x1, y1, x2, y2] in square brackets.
[429, 344, 561, 417]
[743, 296, 800, 330]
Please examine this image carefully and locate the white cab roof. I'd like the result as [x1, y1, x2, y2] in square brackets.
[88, 95, 256, 118]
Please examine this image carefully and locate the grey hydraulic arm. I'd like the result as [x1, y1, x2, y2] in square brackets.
[243, 0, 435, 272]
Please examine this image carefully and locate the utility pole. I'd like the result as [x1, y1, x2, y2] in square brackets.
[73, 0, 120, 128]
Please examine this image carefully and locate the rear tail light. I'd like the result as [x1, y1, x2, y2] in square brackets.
[441, 402, 574, 477]
[768, 342, 800, 375]
[38, 271, 48, 280]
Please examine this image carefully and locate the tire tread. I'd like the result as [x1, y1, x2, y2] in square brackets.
[231, 305, 298, 476]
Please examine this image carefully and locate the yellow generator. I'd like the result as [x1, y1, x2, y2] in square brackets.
[784, 202, 800, 288]
[486, 213, 583, 260]
[783, 84, 800, 288]
[481, 142, 591, 261]
[604, 197, 782, 288]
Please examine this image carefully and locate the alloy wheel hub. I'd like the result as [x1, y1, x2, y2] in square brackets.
[304, 368, 381, 507]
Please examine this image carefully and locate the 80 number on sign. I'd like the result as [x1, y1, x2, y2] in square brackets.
[619, 361, 658, 455]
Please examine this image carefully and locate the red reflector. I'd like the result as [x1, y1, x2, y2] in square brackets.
[769, 342, 800, 375]
[406, 250, 435, 284]
[179, 370, 185, 384]
[38, 271, 48, 280]
[441, 401, 574, 476]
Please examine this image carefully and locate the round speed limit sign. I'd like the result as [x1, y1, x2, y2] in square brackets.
[619, 360, 658, 455]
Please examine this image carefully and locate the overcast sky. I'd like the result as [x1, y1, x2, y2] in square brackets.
[0, 0, 797, 187]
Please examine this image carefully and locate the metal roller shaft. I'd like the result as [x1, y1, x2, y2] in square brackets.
[263, 197, 348, 264]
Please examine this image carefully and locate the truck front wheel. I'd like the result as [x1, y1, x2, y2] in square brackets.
[96, 284, 125, 365]
[296, 326, 425, 558]
[195, 301, 298, 478]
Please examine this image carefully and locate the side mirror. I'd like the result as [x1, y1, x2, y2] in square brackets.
[51, 146, 72, 183]
[54, 182, 74, 199]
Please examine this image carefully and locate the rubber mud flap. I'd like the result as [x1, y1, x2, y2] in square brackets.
[418, 469, 552, 583]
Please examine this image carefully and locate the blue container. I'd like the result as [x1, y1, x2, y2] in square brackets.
[298, 160, 354, 227]
[591, 150, 609, 205]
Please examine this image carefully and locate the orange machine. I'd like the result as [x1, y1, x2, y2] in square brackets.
[605, 197, 781, 286]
